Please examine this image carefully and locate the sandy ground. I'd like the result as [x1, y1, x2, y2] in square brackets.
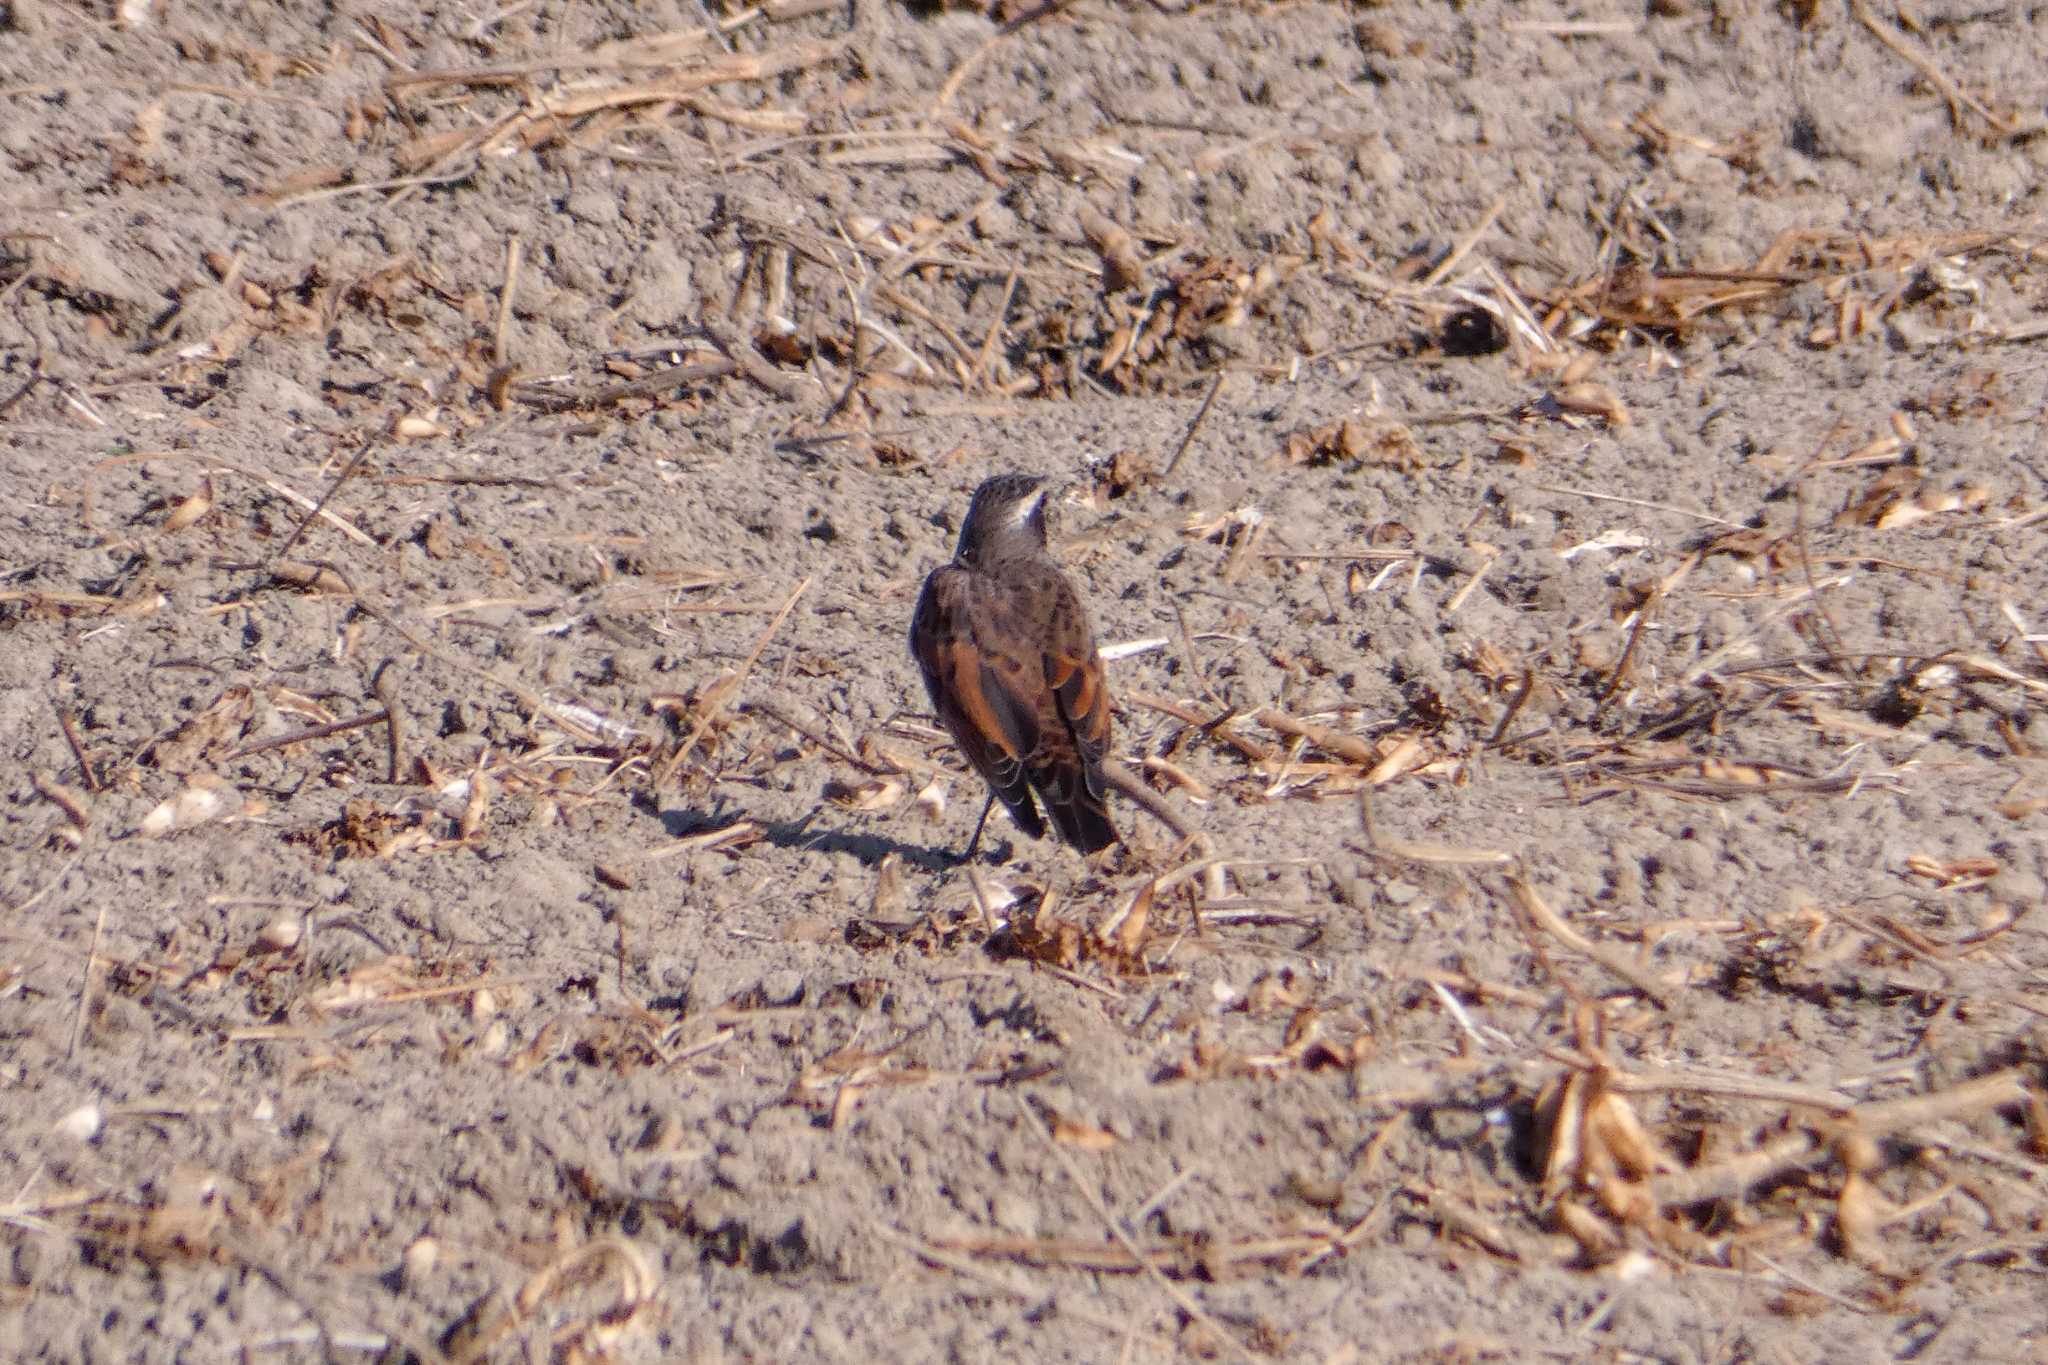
[3, 1, 2047, 1361]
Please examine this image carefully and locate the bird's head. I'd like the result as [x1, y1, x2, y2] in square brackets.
[954, 473, 1048, 565]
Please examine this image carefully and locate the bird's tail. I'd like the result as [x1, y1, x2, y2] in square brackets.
[1041, 782, 1118, 854]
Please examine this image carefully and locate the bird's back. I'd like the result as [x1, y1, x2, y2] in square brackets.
[911, 544, 1116, 854]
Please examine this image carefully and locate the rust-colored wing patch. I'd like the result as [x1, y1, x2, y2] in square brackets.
[911, 566, 1044, 841]
[911, 549, 1116, 855]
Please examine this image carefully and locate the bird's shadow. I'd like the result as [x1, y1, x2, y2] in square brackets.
[654, 804, 995, 874]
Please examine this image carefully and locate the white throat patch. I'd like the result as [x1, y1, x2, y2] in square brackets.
[1008, 488, 1045, 529]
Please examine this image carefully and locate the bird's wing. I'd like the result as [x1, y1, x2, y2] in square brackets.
[1029, 570, 1117, 852]
[1040, 578, 1111, 787]
[910, 566, 1041, 834]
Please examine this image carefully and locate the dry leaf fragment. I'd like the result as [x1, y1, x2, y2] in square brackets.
[255, 914, 303, 952]
[911, 777, 947, 822]
[1365, 734, 1424, 786]
[1554, 381, 1630, 426]
[55, 1103, 103, 1142]
[870, 853, 906, 919]
[400, 1236, 439, 1288]
[826, 777, 905, 812]
[1554, 1197, 1623, 1256]
[1241, 969, 1308, 1016]
[458, 771, 492, 841]
[1875, 482, 1990, 530]
[1281, 418, 1419, 469]
[1835, 1170, 1892, 1277]
[162, 479, 213, 533]
[1077, 206, 1143, 291]
[306, 955, 425, 1014]
[272, 561, 351, 595]
[1537, 1070, 1589, 1202]
[1904, 853, 1999, 889]
[1836, 465, 1993, 530]
[1050, 1113, 1120, 1150]
[392, 413, 447, 440]
[139, 777, 238, 837]
[1585, 1088, 1678, 1182]
[1094, 879, 1153, 959]
[31, 770, 91, 844]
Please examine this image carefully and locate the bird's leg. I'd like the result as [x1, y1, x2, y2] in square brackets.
[960, 793, 997, 865]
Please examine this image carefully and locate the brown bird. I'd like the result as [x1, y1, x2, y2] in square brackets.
[910, 473, 1117, 860]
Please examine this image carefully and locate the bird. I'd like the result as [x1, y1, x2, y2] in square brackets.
[909, 473, 1118, 860]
